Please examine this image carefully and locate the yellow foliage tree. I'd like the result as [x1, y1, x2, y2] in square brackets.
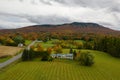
[37, 44, 44, 52]
[53, 45, 63, 54]
[47, 47, 52, 54]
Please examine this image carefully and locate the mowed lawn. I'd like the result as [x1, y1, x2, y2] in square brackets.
[25, 40, 32, 46]
[34, 40, 54, 48]
[0, 50, 120, 80]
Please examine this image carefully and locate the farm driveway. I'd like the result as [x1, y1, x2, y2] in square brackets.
[0, 40, 39, 68]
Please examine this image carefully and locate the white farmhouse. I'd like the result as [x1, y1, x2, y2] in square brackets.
[51, 54, 73, 60]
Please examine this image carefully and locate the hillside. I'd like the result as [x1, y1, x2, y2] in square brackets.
[0, 22, 120, 36]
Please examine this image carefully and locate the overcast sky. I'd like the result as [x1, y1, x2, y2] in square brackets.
[0, 0, 120, 30]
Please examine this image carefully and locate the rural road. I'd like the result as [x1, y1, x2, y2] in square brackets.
[0, 40, 39, 69]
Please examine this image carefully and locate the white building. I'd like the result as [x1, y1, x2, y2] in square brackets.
[51, 54, 73, 59]
[18, 43, 23, 47]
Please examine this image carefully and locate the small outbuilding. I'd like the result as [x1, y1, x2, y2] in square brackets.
[18, 43, 23, 47]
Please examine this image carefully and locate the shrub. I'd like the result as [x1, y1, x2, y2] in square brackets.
[41, 51, 50, 61]
[48, 56, 54, 61]
[79, 52, 94, 66]
[73, 50, 77, 60]
[69, 48, 73, 54]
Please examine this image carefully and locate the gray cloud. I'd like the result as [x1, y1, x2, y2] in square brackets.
[0, 0, 119, 30]
[0, 12, 71, 24]
[27, 15, 71, 24]
[108, 6, 120, 12]
[19, 0, 23, 2]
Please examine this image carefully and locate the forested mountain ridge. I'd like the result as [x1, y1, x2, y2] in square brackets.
[0, 22, 120, 36]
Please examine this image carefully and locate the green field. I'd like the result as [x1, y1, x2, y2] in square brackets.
[35, 39, 84, 49]
[0, 50, 120, 80]
[34, 40, 54, 48]
[0, 56, 11, 63]
[25, 40, 32, 46]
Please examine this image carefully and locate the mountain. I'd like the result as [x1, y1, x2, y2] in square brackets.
[0, 22, 120, 36]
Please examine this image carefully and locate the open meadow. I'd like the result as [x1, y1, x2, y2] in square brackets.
[0, 46, 23, 63]
[0, 46, 23, 57]
[0, 50, 120, 80]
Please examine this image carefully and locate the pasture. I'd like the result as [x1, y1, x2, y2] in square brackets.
[34, 41, 54, 48]
[0, 46, 23, 62]
[0, 46, 23, 57]
[0, 56, 11, 63]
[0, 50, 120, 80]
[25, 40, 32, 46]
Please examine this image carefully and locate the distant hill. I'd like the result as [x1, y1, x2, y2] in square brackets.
[0, 22, 120, 36]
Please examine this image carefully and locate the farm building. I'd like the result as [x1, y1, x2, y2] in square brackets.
[18, 43, 23, 47]
[51, 54, 73, 59]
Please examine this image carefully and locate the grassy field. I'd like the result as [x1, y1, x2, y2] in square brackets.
[0, 40, 30, 63]
[34, 40, 54, 48]
[0, 46, 23, 57]
[25, 40, 32, 46]
[62, 49, 80, 53]
[0, 50, 120, 80]
[0, 46, 23, 63]
[0, 56, 11, 63]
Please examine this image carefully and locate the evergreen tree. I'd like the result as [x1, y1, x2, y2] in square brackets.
[29, 49, 34, 60]
[69, 48, 73, 54]
[22, 49, 29, 61]
[73, 50, 77, 60]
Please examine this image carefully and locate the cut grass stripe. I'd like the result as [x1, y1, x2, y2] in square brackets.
[0, 50, 120, 80]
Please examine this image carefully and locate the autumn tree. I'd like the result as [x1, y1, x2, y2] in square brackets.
[53, 45, 62, 58]
[0, 36, 5, 45]
[77, 42, 84, 49]
[47, 47, 52, 54]
[79, 52, 94, 66]
[53, 45, 63, 54]
[36, 44, 44, 52]
[5, 38, 15, 46]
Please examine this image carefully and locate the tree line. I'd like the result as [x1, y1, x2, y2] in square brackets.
[94, 37, 120, 58]
[22, 44, 53, 61]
